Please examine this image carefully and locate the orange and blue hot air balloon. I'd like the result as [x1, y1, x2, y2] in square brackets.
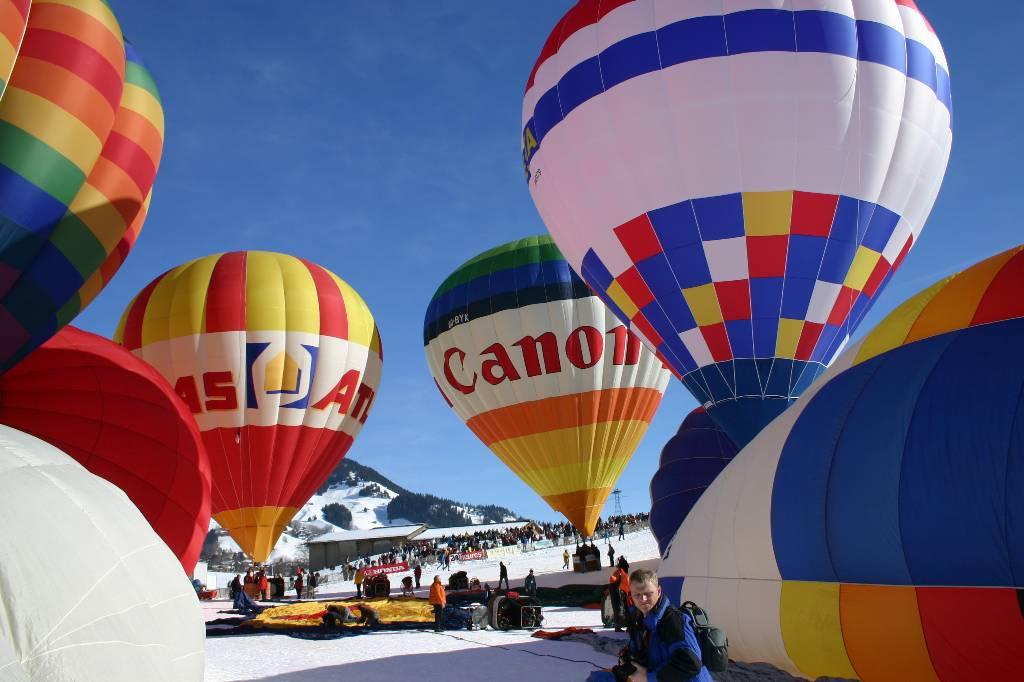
[0, 0, 164, 374]
[661, 245, 1024, 681]
[523, 0, 952, 446]
[115, 251, 383, 563]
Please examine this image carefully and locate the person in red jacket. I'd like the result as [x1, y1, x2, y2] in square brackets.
[258, 571, 269, 600]
[414, 563, 423, 589]
[428, 575, 447, 632]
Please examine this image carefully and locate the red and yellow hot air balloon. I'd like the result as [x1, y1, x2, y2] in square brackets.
[115, 251, 383, 562]
[0, 0, 164, 374]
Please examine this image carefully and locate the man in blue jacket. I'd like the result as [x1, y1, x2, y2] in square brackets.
[588, 568, 711, 682]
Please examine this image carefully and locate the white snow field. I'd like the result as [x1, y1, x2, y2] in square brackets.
[204, 529, 659, 681]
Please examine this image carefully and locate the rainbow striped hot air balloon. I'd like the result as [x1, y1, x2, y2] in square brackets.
[0, 0, 164, 374]
[424, 236, 669, 535]
[116, 252, 383, 563]
[661, 245, 1024, 681]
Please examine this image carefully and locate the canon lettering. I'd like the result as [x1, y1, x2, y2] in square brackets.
[442, 324, 642, 395]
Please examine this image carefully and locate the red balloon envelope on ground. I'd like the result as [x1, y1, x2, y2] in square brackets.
[0, 326, 211, 573]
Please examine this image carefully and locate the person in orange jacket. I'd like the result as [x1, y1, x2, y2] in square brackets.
[609, 563, 631, 631]
[428, 575, 447, 632]
[258, 571, 269, 600]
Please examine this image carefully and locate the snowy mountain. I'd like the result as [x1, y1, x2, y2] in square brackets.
[200, 458, 518, 565]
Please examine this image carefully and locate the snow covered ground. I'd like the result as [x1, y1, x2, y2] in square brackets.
[204, 529, 659, 681]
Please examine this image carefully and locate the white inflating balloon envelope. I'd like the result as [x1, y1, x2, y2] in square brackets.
[0, 425, 204, 682]
[522, 0, 952, 447]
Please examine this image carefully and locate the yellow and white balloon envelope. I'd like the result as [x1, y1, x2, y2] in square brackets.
[0, 424, 204, 681]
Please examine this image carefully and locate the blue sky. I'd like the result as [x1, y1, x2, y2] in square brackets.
[78, 1, 1024, 524]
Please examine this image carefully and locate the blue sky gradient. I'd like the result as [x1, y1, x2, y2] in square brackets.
[77, 1, 1024, 523]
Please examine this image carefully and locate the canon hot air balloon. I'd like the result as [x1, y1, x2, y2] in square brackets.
[523, 0, 952, 446]
[649, 407, 736, 559]
[0, 326, 211, 574]
[115, 252, 383, 563]
[660, 245, 1024, 681]
[0, 0, 165, 375]
[0, 424, 204, 681]
[424, 236, 669, 535]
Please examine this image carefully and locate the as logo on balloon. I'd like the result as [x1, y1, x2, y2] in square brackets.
[246, 341, 319, 409]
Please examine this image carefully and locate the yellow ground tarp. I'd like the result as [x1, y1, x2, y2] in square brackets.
[249, 597, 435, 630]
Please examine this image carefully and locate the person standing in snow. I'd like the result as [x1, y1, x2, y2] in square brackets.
[618, 521, 625, 540]
[524, 569, 537, 597]
[293, 570, 304, 600]
[258, 571, 269, 600]
[562, 549, 571, 570]
[354, 565, 366, 598]
[429, 575, 447, 632]
[497, 561, 509, 591]
[414, 563, 422, 589]
[608, 544, 616, 568]
[608, 563, 631, 632]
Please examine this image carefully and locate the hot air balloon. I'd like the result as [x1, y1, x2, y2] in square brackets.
[0, 424, 204, 681]
[0, 326, 211, 574]
[424, 236, 669, 535]
[649, 407, 736, 559]
[0, 0, 164, 375]
[660, 245, 1024, 680]
[115, 251, 382, 563]
[523, 0, 952, 446]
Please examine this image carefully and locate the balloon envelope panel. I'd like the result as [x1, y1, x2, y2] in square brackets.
[660, 245, 1024, 680]
[0, 326, 211, 573]
[424, 235, 669, 534]
[0, 424, 204, 681]
[649, 407, 737, 557]
[115, 251, 383, 562]
[523, 0, 952, 447]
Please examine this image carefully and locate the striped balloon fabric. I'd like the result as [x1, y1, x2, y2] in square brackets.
[0, 0, 28, 95]
[424, 236, 669, 535]
[0, 0, 164, 375]
[116, 251, 383, 563]
[522, 0, 952, 447]
[661, 245, 1024, 681]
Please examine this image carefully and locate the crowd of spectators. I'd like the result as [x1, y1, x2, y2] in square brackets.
[331, 513, 650, 577]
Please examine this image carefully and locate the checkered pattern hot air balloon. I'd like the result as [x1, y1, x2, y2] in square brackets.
[661, 245, 1024, 681]
[424, 236, 670, 535]
[523, 0, 952, 447]
[115, 251, 383, 563]
[0, 0, 164, 374]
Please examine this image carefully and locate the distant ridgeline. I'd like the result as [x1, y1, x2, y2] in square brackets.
[320, 458, 519, 528]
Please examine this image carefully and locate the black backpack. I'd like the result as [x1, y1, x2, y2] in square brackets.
[679, 601, 729, 673]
